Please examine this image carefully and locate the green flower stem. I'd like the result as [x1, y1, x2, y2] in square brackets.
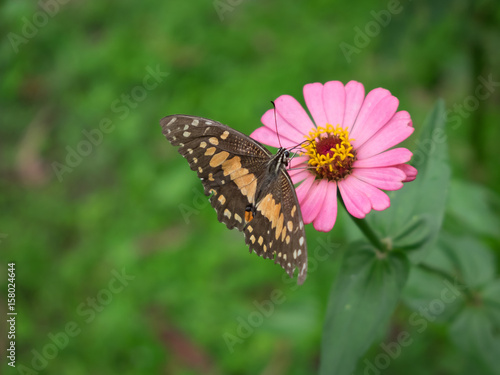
[340, 198, 388, 253]
[351, 216, 388, 253]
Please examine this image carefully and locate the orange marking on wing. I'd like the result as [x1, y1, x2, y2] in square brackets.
[205, 147, 216, 156]
[222, 156, 241, 176]
[245, 210, 254, 222]
[230, 167, 248, 180]
[210, 151, 230, 167]
[233, 174, 254, 189]
[233, 173, 257, 203]
[257, 193, 286, 241]
[275, 213, 284, 240]
[258, 194, 274, 217]
[242, 179, 257, 201]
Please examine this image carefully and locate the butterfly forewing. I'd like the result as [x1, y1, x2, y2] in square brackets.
[161, 114, 308, 284]
[162, 115, 269, 231]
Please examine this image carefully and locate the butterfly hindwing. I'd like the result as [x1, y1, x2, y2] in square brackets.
[161, 114, 308, 283]
[244, 170, 307, 283]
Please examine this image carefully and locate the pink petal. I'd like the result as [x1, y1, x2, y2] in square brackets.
[289, 169, 311, 184]
[312, 181, 338, 232]
[301, 179, 328, 223]
[342, 81, 365, 132]
[351, 90, 398, 148]
[323, 81, 346, 128]
[289, 155, 309, 169]
[352, 167, 406, 191]
[338, 177, 371, 218]
[295, 175, 315, 208]
[250, 126, 298, 149]
[261, 108, 306, 142]
[275, 95, 316, 135]
[349, 177, 390, 211]
[354, 148, 413, 168]
[304, 83, 328, 128]
[356, 111, 414, 160]
[395, 164, 418, 182]
[288, 156, 310, 181]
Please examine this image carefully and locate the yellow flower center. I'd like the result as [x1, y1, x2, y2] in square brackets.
[301, 124, 356, 181]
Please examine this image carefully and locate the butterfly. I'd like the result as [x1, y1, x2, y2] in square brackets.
[160, 115, 308, 284]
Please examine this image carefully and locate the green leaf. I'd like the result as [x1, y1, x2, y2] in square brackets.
[442, 238, 500, 375]
[483, 280, 500, 326]
[450, 301, 500, 375]
[438, 234, 496, 289]
[446, 179, 500, 237]
[483, 280, 500, 306]
[368, 100, 451, 263]
[402, 262, 465, 322]
[402, 234, 495, 320]
[319, 242, 410, 375]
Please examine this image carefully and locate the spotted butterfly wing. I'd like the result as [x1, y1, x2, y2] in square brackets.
[160, 115, 308, 284]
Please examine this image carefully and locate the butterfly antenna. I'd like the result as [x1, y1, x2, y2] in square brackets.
[288, 139, 310, 156]
[271, 101, 283, 149]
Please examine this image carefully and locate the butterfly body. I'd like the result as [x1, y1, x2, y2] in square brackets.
[161, 115, 307, 284]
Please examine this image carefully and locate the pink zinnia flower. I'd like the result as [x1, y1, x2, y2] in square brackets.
[250, 80, 417, 232]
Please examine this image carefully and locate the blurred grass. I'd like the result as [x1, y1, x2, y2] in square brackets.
[1, 0, 500, 374]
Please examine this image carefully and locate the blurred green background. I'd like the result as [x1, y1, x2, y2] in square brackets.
[1, 0, 500, 374]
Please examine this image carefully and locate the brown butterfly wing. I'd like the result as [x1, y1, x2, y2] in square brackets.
[161, 115, 308, 283]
